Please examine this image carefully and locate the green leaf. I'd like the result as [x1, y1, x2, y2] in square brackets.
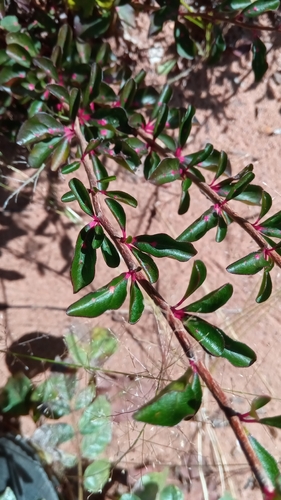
[65, 332, 89, 366]
[158, 132, 177, 152]
[134, 470, 169, 499]
[129, 281, 145, 324]
[157, 58, 177, 75]
[149, 158, 181, 185]
[259, 190, 272, 219]
[91, 155, 109, 191]
[177, 207, 218, 242]
[230, 0, 253, 9]
[81, 421, 111, 459]
[218, 183, 262, 205]
[84, 62, 102, 106]
[71, 225, 97, 293]
[178, 186, 190, 215]
[28, 136, 61, 168]
[243, 0, 279, 17]
[134, 370, 201, 426]
[184, 143, 213, 168]
[153, 103, 169, 138]
[35, 423, 75, 447]
[34, 56, 59, 81]
[131, 247, 159, 284]
[69, 87, 81, 122]
[256, 270, 272, 303]
[61, 191, 76, 203]
[74, 384, 96, 410]
[177, 260, 207, 304]
[6, 32, 37, 57]
[69, 177, 94, 216]
[0, 15, 21, 32]
[128, 112, 146, 129]
[67, 273, 128, 318]
[199, 149, 231, 176]
[144, 151, 161, 180]
[207, 26, 226, 65]
[89, 326, 118, 363]
[31, 374, 77, 419]
[226, 251, 268, 275]
[214, 151, 228, 181]
[101, 235, 120, 268]
[83, 459, 110, 493]
[220, 332, 257, 367]
[105, 198, 126, 232]
[160, 485, 184, 500]
[6, 44, 31, 67]
[133, 233, 196, 262]
[61, 161, 80, 174]
[174, 22, 197, 60]
[184, 283, 233, 313]
[216, 215, 228, 243]
[120, 494, 141, 500]
[248, 435, 280, 484]
[104, 190, 137, 208]
[120, 78, 136, 109]
[179, 105, 196, 148]
[184, 317, 225, 356]
[252, 37, 268, 82]
[251, 395, 271, 414]
[0, 374, 32, 415]
[79, 395, 111, 434]
[46, 83, 69, 104]
[151, 84, 173, 119]
[51, 137, 70, 171]
[17, 113, 64, 146]
[259, 416, 281, 429]
[225, 172, 255, 201]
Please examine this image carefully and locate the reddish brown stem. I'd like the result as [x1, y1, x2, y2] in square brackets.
[74, 119, 275, 496]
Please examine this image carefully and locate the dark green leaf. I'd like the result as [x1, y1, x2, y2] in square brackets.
[259, 191, 272, 220]
[61, 161, 80, 174]
[214, 151, 228, 181]
[226, 251, 268, 275]
[177, 207, 218, 242]
[34, 56, 59, 81]
[105, 198, 126, 232]
[199, 149, 231, 176]
[6, 32, 37, 57]
[0, 15, 21, 32]
[84, 63, 102, 107]
[71, 225, 97, 293]
[51, 137, 70, 171]
[67, 273, 128, 318]
[104, 190, 137, 208]
[158, 132, 177, 151]
[184, 283, 233, 313]
[28, 136, 61, 168]
[151, 84, 173, 119]
[184, 317, 225, 356]
[134, 233, 196, 261]
[177, 260, 207, 305]
[128, 112, 146, 129]
[0, 374, 32, 415]
[262, 210, 281, 229]
[179, 105, 196, 148]
[131, 247, 159, 283]
[6, 44, 31, 67]
[46, 83, 69, 104]
[225, 172, 255, 201]
[143, 151, 161, 180]
[207, 26, 226, 65]
[153, 103, 169, 138]
[120, 78, 136, 109]
[91, 155, 109, 191]
[57, 23, 72, 59]
[61, 191, 76, 203]
[243, 0, 279, 17]
[216, 215, 228, 243]
[79, 15, 111, 39]
[259, 416, 281, 429]
[220, 332, 257, 367]
[256, 270, 272, 303]
[95, 82, 116, 103]
[69, 178, 94, 216]
[149, 158, 181, 185]
[83, 459, 110, 493]
[178, 187, 190, 215]
[91, 225, 104, 249]
[17, 113, 64, 146]
[183, 143, 214, 168]
[133, 86, 159, 108]
[248, 436, 279, 485]
[134, 69, 146, 85]
[69, 87, 81, 122]
[101, 235, 120, 268]
[160, 485, 184, 500]
[174, 21, 197, 60]
[129, 281, 145, 324]
[252, 37, 268, 82]
[85, 138, 102, 156]
[217, 184, 262, 205]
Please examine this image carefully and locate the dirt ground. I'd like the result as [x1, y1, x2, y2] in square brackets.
[1, 17, 281, 500]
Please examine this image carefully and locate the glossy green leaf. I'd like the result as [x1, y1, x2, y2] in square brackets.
[133, 86, 159, 109]
[69, 177, 94, 216]
[28, 136, 61, 168]
[160, 485, 184, 500]
[31, 374, 77, 419]
[101, 235, 120, 268]
[249, 435, 280, 485]
[67, 273, 128, 318]
[153, 103, 169, 138]
[149, 158, 181, 185]
[179, 105, 196, 148]
[134, 370, 201, 426]
[218, 183, 262, 205]
[46, 83, 69, 104]
[177, 260, 207, 305]
[74, 384, 96, 410]
[0, 374, 32, 415]
[69, 87, 81, 122]
[259, 190, 272, 219]
[34, 56, 58, 81]
[230, 0, 252, 8]
[250, 395, 271, 417]
[71, 225, 97, 293]
[104, 190, 137, 208]
[225, 172, 255, 201]
[183, 143, 213, 168]
[199, 149, 231, 176]
[128, 112, 146, 129]
[184, 317, 225, 356]
[105, 198, 126, 232]
[6, 44, 31, 67]
[131, 247, 159, 283]
[83, 62, 102, 107]
[216, 215, 228, 243]
[61, 161, 80, 174]
[157, 58, 177, 75]
[134, 233, 196, 262]
[91, 155, 109, 191]
[214, 151, 228, 181]
[259, 416, 281, 429]
[243, 0, 279, 17]
[158, 132, 177, 151]
[261, 210, 281, 230]
[85, 138, 102, 155]
[51, 137, 70, 171]
[120, 78, 136, 109]
[220, 332, 257, 367]
[174, 21, 197, 60]
[177, 208, 218, 242]
[143, 151, 161, 180]
[61, 191, 76, 203]
[6, 32, 37, 56]
[252, 37, 268, 82]
[178, 187, 190, 215]
[226, 250, 268, 275]
[79, 396, 111, 434]
[0, 15, 21, 32]
[256, 270, 272, 303]
[151, 84, 173, 119]
[17, 114, 64, 146]
[129, 281, 145, 324]
[83, 459, 110, 493]
[184, 283, 233, 313]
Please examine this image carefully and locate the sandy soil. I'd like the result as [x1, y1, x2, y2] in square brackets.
[1, 17, 281, 500]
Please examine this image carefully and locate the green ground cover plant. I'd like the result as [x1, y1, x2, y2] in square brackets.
[1, 0, 281, 499]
